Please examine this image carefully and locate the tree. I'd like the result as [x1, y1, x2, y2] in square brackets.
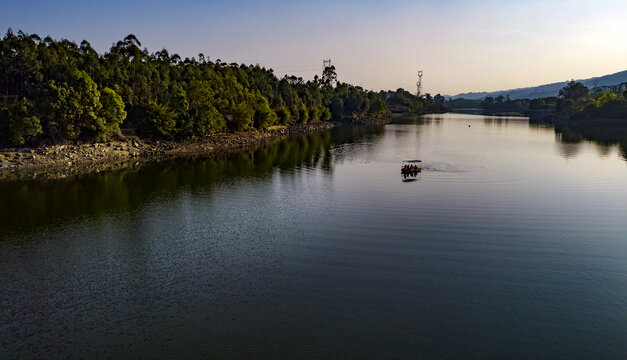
[368, 95, 388, 118]
[555, 81, 590, 117]
[252, 92, 277, 129]
[147, 102, 176, 137]
[186, 80, 224, 135]
[46, 69, 103, 140]
[0, 30, 394, 145]
[596, 92, 617, 107]
[330, 97, 344, 120]
[529, 98, 546, 109]
[98, 87, 126, 140]
[233, 101, 253, 130]
[276, 106, 292, 125]
[321, 65, 337, 86]
[559, 80, 589, 100]
[297, 101, 309, 124]
[0, 98, 42, 145]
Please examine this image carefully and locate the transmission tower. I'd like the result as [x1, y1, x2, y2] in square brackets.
[416, 70, 423, 97]
[323, 59, 332, 69]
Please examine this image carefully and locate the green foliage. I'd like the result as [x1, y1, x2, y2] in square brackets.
[276, 106, 292, 125]
[148, 102, 176, 137]
[529, 98, 546, 109]
[480, 95, 528, 114]
[368, 95, 389, 118]
[446, 98, 482, 110]
[596, 92, 617, 107]
[47, 69, 103, 140]
[298, 102, 309, 124]
[330, 97, 344, 120]
[186, 80, 224, 135]
[0, 30, 395, 145]
[252, 92, 277, 129]
[533, 82, 627, 121]
[320, 107, 332, 121]
[98, 87, 126, 141]
[321, 65, 337, 86]
[386, 88, 425, 114]
[0, 98, 42, 145]
[233, 102, 254, 130]
[559, 80, 589, 100]
[168, 83, 189, 118]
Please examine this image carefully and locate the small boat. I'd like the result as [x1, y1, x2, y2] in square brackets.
[401, 160, 422, 174]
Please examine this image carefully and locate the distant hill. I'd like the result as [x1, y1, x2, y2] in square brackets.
[449, 70, 627, 100]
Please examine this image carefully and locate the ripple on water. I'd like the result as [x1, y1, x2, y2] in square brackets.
[2, 114, 627, 358]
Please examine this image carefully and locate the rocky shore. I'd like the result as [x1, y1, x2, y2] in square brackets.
[0, 119, 388, 181]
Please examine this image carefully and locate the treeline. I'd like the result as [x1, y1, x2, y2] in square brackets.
[448, 81, 627, 120]
[447, 96, 531, 115]
[386, 88, 448, 114]
[525, 81, 627, 121]
[0, 29, 391, 147]
[554, 81, 627, 120]
[480, 96, 528, 114]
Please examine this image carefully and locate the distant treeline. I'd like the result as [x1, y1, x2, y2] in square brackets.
[447, 81, 627, 121]
[3, 29, 448, 147]
[385, 89, 448, 114]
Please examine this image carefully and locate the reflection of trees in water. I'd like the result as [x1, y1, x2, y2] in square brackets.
[483, 117, 509, 125]
[392, 114, 442, 126]
[553, 123, 627, 160]
[0, 126, 385, 236]
[530, 120, 627, 160]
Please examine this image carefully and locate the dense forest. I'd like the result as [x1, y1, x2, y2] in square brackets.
[0, 29, 414, 147]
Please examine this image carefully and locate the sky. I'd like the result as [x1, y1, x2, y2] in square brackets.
[2, 0, 626, 95]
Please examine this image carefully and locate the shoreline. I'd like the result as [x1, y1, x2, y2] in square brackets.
[0, 118, 390, 181]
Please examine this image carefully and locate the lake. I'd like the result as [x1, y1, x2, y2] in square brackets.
[2, 113, 627, 359]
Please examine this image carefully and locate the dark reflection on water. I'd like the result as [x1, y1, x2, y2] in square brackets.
[2, 114, 627, 359]
[555, 124, 627, 160]
[0, 125, 384, 237]
[530, 120, 627, 161]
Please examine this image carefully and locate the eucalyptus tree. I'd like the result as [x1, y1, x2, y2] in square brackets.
[0, 30, 394, 146]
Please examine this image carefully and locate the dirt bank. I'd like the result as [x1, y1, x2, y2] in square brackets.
[0, 119, 389, 181]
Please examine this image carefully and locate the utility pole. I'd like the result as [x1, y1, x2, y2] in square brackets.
[416, 70, 423, 98]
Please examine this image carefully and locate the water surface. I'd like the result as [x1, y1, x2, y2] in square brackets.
[2, 114, 627, 359]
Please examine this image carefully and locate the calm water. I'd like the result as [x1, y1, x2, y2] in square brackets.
[2, 114, 627, 359]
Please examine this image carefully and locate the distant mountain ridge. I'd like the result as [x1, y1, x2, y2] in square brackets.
[449, 70, 627, 100]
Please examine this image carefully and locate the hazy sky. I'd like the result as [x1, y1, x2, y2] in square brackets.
[3, 0, 626, 95]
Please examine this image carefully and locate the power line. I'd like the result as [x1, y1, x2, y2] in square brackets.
[335, 67, 411, 90]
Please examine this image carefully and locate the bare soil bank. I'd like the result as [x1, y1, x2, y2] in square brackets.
[0, 119, 388, 181]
